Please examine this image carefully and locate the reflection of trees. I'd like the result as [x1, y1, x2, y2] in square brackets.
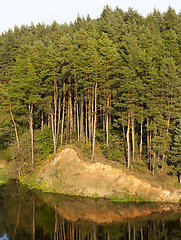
[52, 214, 181, 240]
[12, 202, 20, 240]
[0, 181, 181, 239]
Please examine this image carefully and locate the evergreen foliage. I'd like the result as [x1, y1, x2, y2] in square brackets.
[0, 6, 181, 182]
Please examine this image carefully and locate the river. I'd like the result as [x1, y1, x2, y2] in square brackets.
[0, 180, 181, 240]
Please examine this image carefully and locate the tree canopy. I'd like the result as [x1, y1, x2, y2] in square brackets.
[0, 6, 181, 181]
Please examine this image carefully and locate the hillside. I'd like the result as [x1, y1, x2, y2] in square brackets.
[21, 147, 181, 203]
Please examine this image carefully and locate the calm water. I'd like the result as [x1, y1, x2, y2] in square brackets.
[0, 180, 181, 240]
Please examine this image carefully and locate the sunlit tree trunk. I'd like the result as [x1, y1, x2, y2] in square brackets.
[131, 113, 135, 162]
[60, 83, 65, 148]
[77, 102, 80, 143]
[85, 100, 88, 145]
[91, 82, 97, 160]
[127, 113, 130, 169]
[140, 114, 143, 158]
[80, 98, 84, 140]
[147, 118, 151, 171]
[88, 98, 92, 144]
[56, 95, 61, 148]
[69, 89, 73, 143]
[106, 96, 109, 150]
[10, 104, 19, 149]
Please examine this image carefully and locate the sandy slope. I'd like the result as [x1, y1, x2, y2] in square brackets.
[31, 148, 181, 202]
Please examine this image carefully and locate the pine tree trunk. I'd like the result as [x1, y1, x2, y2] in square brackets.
[69, 89, 73, 143]
[106, 96, 109, 150]
[41, 111, 43, 133]
[139, 115, 143, 159]
[60, 84, 65, 148]
[74, 99, 76, 132]
[77, 102, 80, 142]
[122, 116, 127, 162]
[103, 109, 105, 130]
[106, 112, 109, 151]
[50, 112, 56, 155]
[88, 99, 92, 144]
[80, 98, 84, 140]
[127, 113, 130, 169]
[85, 101, 88, 145]
[10, 105, 19, 149]
[29, 103, 34, 171]
[92, 92, 94, 142]
[162, 113, 171, 170]
[66, 106, 69, 145]
[54, 78, 57, 150]
[91, 82, 97, 160]
[109, 93, 111, 125]
[56, 95, 61, 148]
[150, 125, 152, 171]
[131, 114, 135, 162]
[147, 118, 151, 171]
[48, 113, 50, 128]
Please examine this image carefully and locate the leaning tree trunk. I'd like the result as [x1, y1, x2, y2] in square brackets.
[122, 116, 127, 162]
[10, 104, 20, 149]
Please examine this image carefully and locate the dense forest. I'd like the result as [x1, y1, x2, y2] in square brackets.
[0, 6, 181, 180]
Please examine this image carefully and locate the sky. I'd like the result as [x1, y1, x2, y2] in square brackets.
[0, 0, 181, 34]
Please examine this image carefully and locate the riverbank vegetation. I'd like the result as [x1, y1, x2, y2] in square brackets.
[0, 6, 181, 183]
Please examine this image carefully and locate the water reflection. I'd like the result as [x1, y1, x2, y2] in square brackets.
[0, 180, 180, 240]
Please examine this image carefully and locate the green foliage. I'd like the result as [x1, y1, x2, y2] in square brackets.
[98, 130, 124, 162]
[36, 125, 54, 160]
[0, 6, 181, 178]
[168, 120, 181, 182]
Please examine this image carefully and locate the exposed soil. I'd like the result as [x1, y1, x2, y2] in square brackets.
[22, 148, 181, 203]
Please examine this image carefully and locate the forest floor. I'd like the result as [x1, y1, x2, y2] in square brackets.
[20, 144, 181, 203]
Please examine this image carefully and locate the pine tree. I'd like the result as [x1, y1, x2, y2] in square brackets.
[9, 44, 41, 170]
[169, 120, 181, 183]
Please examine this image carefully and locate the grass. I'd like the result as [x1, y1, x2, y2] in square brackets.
[0, 168, 9, 185]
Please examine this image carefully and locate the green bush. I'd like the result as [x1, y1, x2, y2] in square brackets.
[36, 125, 54, 160]
[99, 130, 124, 162]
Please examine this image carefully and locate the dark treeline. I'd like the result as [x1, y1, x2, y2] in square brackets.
[0, 6, 181, 179]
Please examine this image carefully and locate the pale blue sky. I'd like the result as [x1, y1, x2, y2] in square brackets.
[0, 0, 181, 34]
